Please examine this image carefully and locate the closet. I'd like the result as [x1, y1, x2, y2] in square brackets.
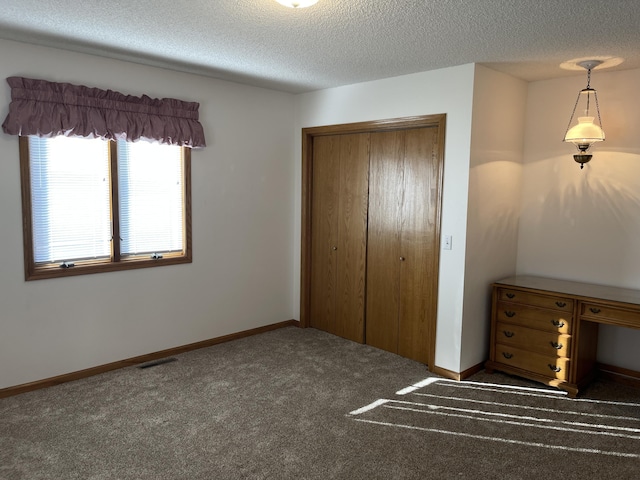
[301, 115, 445, 366]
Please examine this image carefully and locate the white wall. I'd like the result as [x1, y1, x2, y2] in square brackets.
[294, 65, 476, 372]
[518, 67, 640, 371]
[4, 38, 635, 389]
[0, 39, 296, 389]
[460, 65, 526, 370]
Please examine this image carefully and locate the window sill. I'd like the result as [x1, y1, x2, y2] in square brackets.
[25, 254, 192, 281]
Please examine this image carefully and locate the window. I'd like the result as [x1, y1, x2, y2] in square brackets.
[20, 135, 192, 280]
[4, 76, 203, 280]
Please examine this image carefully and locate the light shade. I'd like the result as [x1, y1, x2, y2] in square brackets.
[275, 0, 319, 7]
[564, 116, 605, 148]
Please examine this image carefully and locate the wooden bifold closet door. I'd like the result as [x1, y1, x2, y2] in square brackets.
[302, 115, 444, 366]
[309, 133, 369, 343]
[365, 128, 440, 364]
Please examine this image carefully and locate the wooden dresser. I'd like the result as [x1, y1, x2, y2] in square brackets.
[485, 276, 640, 396]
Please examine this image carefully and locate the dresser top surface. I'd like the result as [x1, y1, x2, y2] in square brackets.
[494, 275, 640, 307]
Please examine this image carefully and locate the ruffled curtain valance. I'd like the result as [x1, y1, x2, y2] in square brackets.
[2, 76, 206, 148]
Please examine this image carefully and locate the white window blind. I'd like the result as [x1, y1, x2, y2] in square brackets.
[117, 141, 184, 256]
[29, 136, 112, 264]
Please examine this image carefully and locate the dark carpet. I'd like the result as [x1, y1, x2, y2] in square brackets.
[1, 326, 639, 479]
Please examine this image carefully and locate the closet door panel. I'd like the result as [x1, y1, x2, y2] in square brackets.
[366, 131, 404, 352]
[398, 127, 440, 363]
[303, 115, 444, 368]
[309, 135, 340, 334]
[336, 133, 370, 342]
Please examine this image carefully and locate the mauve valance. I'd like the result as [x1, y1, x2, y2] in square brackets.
[1, 76, 206, 148]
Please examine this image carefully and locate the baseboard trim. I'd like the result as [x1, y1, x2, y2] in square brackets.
[460, 362, 485, 380]
[597, 362, 640, 389]
[0, 320, 299, 399]
[431, 366, 460, 380]
[431, 362, 483, 381]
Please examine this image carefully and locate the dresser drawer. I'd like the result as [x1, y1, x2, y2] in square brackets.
[498, 288, 574, 313]
[495, 344, 570, 381]
[580, 303, 640, 328]
[496, 322, 571, 357]
[496, 302, 572, 334]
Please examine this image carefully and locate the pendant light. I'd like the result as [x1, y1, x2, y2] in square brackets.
[563, 60, 605, 169]
[274, 0, 319, 7]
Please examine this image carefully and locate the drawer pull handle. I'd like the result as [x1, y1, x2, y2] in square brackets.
[551, 319, 565, 328]
[589, 307, 601, 314]
[503, 331, 514, 338]
[555, 301, 567, 308]
[504, 311, 516, 318]
[550, 342, 563, 350]
[506, 293, 516, 299]
[502, 352, 513, 359]
[548, 364, 562, 373]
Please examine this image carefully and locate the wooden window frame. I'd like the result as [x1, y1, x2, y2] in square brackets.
[19, 136, 192, 281]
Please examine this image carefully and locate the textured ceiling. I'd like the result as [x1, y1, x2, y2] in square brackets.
[0, 0, 638, 93]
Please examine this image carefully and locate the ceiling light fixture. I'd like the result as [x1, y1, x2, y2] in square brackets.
[274, 0, 319, 7]
[563, 60, 605, 169]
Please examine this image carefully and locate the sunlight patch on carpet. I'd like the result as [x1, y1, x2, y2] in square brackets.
[348, 378, 640, 459]
[350, 418, 640, 459]
[349, 399, 390, 415]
